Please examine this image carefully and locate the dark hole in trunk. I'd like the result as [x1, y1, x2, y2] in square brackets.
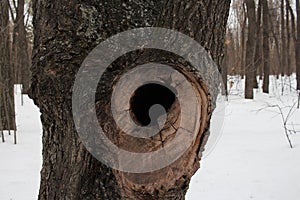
[130, 83, 176, 126]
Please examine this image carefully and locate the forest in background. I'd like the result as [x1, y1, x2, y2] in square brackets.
[1, 0, 32, 143]
[223, 0, 300, 99]
[1, 0, 300, 138]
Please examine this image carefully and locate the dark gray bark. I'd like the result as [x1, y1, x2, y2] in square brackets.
[30, 0, 230, 199]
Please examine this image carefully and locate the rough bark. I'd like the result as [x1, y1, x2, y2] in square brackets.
[262, 0, 270, 93]
[30, 0, 230, 199]
[0, 0, 16, 132]
[245, 0, 256, 99]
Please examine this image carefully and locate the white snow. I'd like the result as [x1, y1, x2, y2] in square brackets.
[0, 86, 42, 200]
[1, 78, 300, 200]
[187, 75, 300, 200]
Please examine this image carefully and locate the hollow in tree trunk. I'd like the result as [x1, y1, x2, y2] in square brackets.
[29, 0, 230, 199]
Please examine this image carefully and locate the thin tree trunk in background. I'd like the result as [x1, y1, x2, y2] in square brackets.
[222, 36, 229, 96]
[30, 0, 230, 199]
[254, 0, 262, 88]
[1, 130, 4, 142]
[0, 0, 16, 133]
[296, 0, 300, 90]
[269, 16, 283, 77]
[257, 0, 263, 80]
[262, 0, 270, 93]
[281, 0, 287, 76]
[267, 0, 279, 76]
[12, 0, 31, 94]
[241, 3, 247, 78]
[288, 2, 297, 68]
[286, 0, 292, 76]
[245, 0, 256, 99]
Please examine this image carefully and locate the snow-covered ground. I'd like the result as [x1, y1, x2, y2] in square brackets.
[1, 78, 300, 200]
[0, 86, 42, 200]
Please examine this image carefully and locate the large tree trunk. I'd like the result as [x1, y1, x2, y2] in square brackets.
[245, 0, 256, 99]
[30, 0, 230, 199]
[0, 0, 16, 133]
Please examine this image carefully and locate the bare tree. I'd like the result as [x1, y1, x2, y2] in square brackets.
[296, 0, 300, 91]
[245, 0, 256, 99]
[262, 0, 270, 93]
[0, 0, 16, 143]
[241, 3, 247, 77]
[222, 35, 229, 96]
[281, 0, 287, 76]
[286, 0, 292, 76]
[288, 0, 297, 73]
[9, 0, 31, 94]
[30, 0, 231, 199]
[254, 0, 262, 86]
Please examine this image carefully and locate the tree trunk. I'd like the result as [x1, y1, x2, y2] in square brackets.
[0, 0, 16, 132]
[29, 0, 230, 199]
[269, 14, 282, 76]
[241, 3, 247, 77]
[245, 0, 256, 99]
[286, 0, 292, 76]
[254, 0, 262, 87]
[11, 0, 31, 94]
[222, 35, 229, 96]
[262, 0, 270, 93]
[281, 0, 287, 76]
[296, 0, 300, 90]
[288, 1, 297, 75]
